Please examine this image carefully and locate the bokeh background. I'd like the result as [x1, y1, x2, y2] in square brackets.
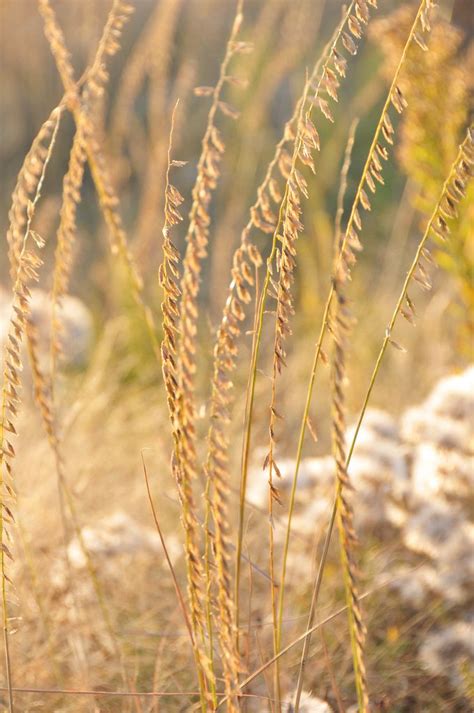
[1, 0, 471, 402]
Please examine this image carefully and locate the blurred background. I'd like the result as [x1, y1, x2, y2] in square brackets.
[1, 1, 472, 412]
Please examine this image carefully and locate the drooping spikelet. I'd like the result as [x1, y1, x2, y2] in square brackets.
[333, 0, 436, 293]
[291, 119, 361, 713]
[50, 0, 131, 373]
[329, 128, 370, 712]
[265, 92, 315, 513]
[240, 0, 377, 249]
[176, 0, 248, 510]
[176, 4, 250, 703]
[369, 4, 469, 197]
[37, 0, 160, 359]
[134, 0, 187, 258]
[6, 106, 63, 282]
[260, 83, 316, 707]
[49, 127, 87, 375]
[203, 227, 261, 677]
[279, 6, 438, 704]
[373, 125, 474, 375]
[159, 107, 215, 708]
[1, 107, 61, 529]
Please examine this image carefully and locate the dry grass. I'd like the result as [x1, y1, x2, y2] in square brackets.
[0, 0, 473, 711]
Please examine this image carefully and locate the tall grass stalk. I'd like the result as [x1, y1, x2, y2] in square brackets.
[293, 118, 360, 712]
[235, 0, 370, 637]
[38, 0, 160, 360]
[273, 0, 387, 665]
[0, 106, 62, 713]
[159, 102, 211, 711]
[276, 0, 435, 658]
[346, 123, 473, 495]
[27, 7, 145, 701]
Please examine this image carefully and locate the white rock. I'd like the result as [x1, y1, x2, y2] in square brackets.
[426, 366, 474, 422]
[388, 564, 438, 608]
[401, 406, 472, 452]
[67, 511, 180, 569]
[283, 690, 333, 713]
[411, 442, 474, 501]
[298, 456, 335, 488]
[347, 407, 399, 443]
[246, 455, 334, 509]
[418, 620, 474, 692]
[402, 500, 468, 560]
[0, 287, 93, 369]
[290, 494, 333, 536]
[246, 467, 270, 509]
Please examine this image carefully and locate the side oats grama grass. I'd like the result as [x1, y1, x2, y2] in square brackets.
[0, 0, 472, 712]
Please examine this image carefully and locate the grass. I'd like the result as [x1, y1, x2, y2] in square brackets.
[0, 0, 472, 711]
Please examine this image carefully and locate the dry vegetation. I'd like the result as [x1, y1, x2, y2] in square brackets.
[0, 0, 473, 711]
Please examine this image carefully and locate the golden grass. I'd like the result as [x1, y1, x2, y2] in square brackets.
[1, 0, 472, 711]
